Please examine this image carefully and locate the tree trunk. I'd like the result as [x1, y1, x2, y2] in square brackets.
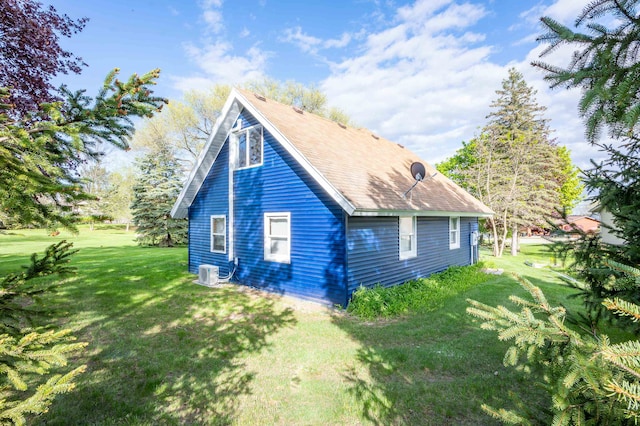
[489, 217, 500, 257]
[511, 223, 519, 256]
[498, 225, 508, 257]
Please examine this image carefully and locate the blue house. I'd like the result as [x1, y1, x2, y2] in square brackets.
[171, 89, 492, 306]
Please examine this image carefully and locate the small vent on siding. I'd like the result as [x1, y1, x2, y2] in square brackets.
[253, 93, 266, 101]
[337, 122, 347, 129]
[371, 134, 379, 140]
[397, 143, 405, 149]
[292, 106, 304, 114]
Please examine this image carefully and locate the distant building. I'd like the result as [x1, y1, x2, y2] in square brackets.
[560, 215, 600, 234]
[591, 205, 626, 246]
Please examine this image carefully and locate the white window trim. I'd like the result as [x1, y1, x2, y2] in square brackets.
[399, 216, 417, 260]
[449, 217, 460, 250]
[234, 124, 263, 170]
[210, 215, 226, 253]
[264, 212, 291, 263]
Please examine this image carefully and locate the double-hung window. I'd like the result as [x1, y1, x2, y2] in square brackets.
[399, 216, 417, 259]
[449, 217, 460, 249]
[236, 125, 263, 169]
[264, 213, 290, 263]
[210, 215, 226, 253]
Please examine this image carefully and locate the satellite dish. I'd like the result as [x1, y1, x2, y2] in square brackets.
[403, 162, 436, 199]
[410, 162, 426, 181]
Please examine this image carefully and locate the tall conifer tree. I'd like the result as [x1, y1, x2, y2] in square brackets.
[131, 148, 187, 247]
[462, 68, 562, 257]
[534, 0, 640, 262]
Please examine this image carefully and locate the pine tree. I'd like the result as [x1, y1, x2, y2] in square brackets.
[534, 0, 640, 263]
[131, 147, 187, 247]
[0, 242, 88, 426]
[461, 68, 563, 257]
[0, 67, 166, 422]
[467, 261, 640, 424]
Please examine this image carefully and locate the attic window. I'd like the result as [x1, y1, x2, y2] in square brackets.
[235, 124, 263, 169]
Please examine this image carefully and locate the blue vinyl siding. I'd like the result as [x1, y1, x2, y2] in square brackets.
[232, 110, 347, 306]
[346, 216, 478, 296]
[188, 142, 230, 275]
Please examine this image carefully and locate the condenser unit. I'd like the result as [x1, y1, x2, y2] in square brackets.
[198, 264, 219, 287]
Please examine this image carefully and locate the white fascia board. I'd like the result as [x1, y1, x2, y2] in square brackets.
[351, 209, 493, 218]
[170, 94, 242, 218]
[235, 91, 357, 216]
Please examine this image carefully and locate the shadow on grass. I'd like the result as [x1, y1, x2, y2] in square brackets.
[331, 273, 557, 425]
[30, 245, 296, 425]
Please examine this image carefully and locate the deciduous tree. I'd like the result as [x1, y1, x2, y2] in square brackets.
[102, 167, 135, 230]
[0, 0, 87, 117]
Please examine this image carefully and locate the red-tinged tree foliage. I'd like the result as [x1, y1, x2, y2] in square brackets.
[0, 0, 88, 117]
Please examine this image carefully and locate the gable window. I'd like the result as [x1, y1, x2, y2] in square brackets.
[236, 125, 263, 169]
[399, 216, 417, 259]
[264, 212, 290, 263]
[449, 217, 460, 250]
[210, 215, 226, 253]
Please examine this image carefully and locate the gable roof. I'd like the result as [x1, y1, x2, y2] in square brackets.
[171, 88, 492, 219]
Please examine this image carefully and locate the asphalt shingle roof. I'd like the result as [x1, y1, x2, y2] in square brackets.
[236, 89, 492, 216]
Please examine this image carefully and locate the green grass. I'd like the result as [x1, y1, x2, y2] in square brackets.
[0, 229, 578, 425]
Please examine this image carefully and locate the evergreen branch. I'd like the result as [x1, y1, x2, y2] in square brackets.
[605, 379, 640, 410]
[0, 365, 86, 426]
[603, 297, 640, 322]
[480, 403, 532, 425]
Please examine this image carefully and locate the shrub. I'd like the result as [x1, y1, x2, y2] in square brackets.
[347, 263, 490, 319]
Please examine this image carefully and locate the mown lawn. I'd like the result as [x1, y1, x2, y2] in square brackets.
[0, 229, 579, 425]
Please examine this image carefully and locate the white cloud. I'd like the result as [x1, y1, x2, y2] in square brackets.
[173, 42, 268, 90]
[320, 0, 600, 169]
[281, 26, 323, 53]
[321, 0, 503, 164]
[280, 26, 352, 56]
[200, 0, 224, 34]
[171, 0, 269, 91]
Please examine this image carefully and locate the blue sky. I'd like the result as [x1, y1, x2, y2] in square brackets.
[48, 0, 595, 168]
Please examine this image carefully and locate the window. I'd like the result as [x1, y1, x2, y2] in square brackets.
[236, 125, 263, 169]
[449, 217, 460, 249]
[264, 213, 290, 263]
[399, 216, 417, 259]
[210, 215, 226, 253]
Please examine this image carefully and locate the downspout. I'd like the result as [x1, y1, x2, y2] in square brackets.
[344, 212, 350, 308]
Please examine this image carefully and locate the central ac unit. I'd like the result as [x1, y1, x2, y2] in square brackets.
[198, 264, 219, 287]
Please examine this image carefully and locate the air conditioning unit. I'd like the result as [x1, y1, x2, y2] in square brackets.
[198, 264, 219, 287]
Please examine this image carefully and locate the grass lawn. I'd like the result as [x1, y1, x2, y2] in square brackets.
[0, 229, 578, 425]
